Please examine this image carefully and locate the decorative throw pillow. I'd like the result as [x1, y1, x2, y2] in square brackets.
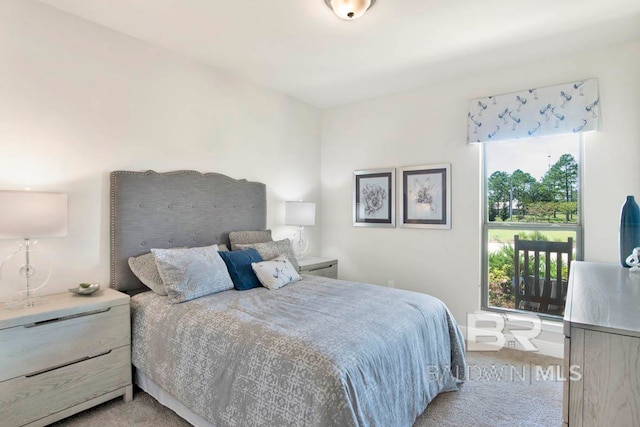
[236, 239, 299, 270]
[128, 247, 186, 296]
[152, 245, 233, 304]
[229, 229, 273, 250]
[252, 256, 302, 290]
[128, 252, 169, 296]
[218, 248, 264, 291]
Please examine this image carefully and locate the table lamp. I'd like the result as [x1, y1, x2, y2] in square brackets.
[0, 191, 68, 308]
[285, 201, 316, 259]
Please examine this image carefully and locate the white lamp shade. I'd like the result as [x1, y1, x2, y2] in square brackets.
[0, 191, 68, 238]
[329, 0, 372, 20]
[285, 202, 316, 226]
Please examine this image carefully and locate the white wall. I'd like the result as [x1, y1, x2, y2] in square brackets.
[0, 0, 321, 301]
[2, 1, 638, 324]
[320, 40, 640, 326]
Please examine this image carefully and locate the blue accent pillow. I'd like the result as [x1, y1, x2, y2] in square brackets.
[219, 248, 264, 290]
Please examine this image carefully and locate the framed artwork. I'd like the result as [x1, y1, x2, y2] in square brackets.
[399, 163, 451, 229]
[353, 168, 395, 227]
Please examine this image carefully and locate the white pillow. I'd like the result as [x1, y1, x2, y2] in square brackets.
[251, 256, 302, 290]
[152, 245, 234, 303]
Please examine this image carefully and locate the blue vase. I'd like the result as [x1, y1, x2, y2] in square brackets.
[620, 195, 640, 267]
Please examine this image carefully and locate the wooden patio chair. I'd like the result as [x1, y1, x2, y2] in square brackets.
[513, 235, 573, 316]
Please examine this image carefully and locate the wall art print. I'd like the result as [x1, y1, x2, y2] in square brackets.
[353, 168, 395, 228]
[400, 164, 451, 229]
[467, 78, 600, 144]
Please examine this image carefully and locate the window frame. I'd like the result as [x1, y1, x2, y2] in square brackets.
[480, 135, 584, 320]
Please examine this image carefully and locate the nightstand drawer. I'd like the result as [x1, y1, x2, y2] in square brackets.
[304, 263, 338, 279]
[0, 304, 130, 382]
[0, 345, 130, 427]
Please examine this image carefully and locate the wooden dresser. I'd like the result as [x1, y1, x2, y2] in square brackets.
[0, 288, 132, 426]
[563, 261, 640, 426]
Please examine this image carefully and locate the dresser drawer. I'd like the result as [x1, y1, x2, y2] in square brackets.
[0, 304, 130, 382]
[0, 345, 130, 427]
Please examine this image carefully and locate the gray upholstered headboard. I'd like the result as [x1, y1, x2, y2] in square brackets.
[110, 170, 266, 293]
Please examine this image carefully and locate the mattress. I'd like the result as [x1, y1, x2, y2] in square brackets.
[131, 275, 466, 427]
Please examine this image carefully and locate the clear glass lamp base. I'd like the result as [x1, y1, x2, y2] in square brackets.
[4, 291, 49, 309]
[1, 240, 52, 309]
[291, 227, 309, 259]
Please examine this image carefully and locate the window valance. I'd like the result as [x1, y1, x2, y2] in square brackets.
[467, 78, 600, 144]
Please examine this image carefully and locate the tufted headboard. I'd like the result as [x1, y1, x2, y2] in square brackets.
[110, 170, 266, 293]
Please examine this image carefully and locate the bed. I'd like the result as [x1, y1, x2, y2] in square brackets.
[110, 170, 466, 427]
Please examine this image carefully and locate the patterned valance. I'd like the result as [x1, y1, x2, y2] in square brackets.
[467, 78, 600, 144]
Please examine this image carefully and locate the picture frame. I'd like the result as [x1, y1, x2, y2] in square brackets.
[399, 163, 451, 229]
[353, 168, 395, 228]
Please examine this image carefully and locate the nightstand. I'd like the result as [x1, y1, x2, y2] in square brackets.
[0, 288, 132, 427]
[298, 257, 338, 279]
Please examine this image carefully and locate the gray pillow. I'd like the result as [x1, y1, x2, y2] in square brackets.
[129, 250, 183, 296]
[129, 245, 228, 296]
[229, 229, 272, 251]
[152, 245, 234, 304]
[236, 239, 299, 270]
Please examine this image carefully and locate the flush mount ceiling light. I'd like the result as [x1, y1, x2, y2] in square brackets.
[324, 0, 376, 20]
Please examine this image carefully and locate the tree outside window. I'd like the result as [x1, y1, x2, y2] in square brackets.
[483, 135, 582, 318]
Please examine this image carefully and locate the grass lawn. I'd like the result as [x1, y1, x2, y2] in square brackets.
[489, 228, 577, 243]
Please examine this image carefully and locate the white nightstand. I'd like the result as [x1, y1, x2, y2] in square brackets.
[0, 288, 132, 427]
[297, 257, 338, 279]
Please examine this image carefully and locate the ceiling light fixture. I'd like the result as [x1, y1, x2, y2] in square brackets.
[325, 0, 376, 20]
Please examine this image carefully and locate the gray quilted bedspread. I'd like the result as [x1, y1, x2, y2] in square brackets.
[131, 276, 467, 427]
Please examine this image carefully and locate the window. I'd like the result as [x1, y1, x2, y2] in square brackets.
[482, 134, 583, 319]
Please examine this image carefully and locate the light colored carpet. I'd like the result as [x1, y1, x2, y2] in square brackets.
[51, 349, 562, 427]
[415, 349, 563, 427]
